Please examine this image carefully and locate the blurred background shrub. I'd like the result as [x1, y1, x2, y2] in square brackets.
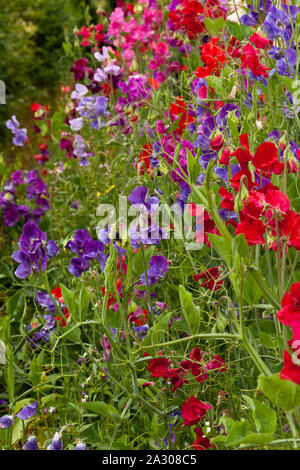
[0, 0, 113, 151]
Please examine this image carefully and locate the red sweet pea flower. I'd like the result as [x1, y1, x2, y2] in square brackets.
[278, 210, 300, 250]
[249, 33, 271, 50]
[219, 148, 230, 165]
[194, 266, 224, 291]
[230, 168, 258, 191]
[236, 187, 300, 249]
[51, 287, 70, 327]
[195, 38, 227, 78]
[231, 133, 251, 168]
[170, 97, 195, 133]
[210, 133, 224, 151]
[277, 283, 300, 331]
[135, 143, 153, 175]
[147, 357, 171, 378]
[182, 397, 212, 426]
[280, 349, 300, 385]
[191, 427, 213, 450]
[219, 186, 234, 211]
[203, 211, 220, 247]
[252, 142, 284, 174]
[205, 355, 227, 372]
[276, 283, 300, 385]
[236, 218, 266, 245]
[167, 367, 189, 392]
[180, 348, 208, 383]
[148, 77, 159, 90]
[241, 43, 270, 77]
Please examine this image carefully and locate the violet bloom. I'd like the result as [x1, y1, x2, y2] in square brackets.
[71, 84, 88, 101]
[11, 223, 58, 279]
[36, 291, 56, 314]
[47, 432, 63, 450]
[6, 115, 28, 147]
[73, 135, 94, 167]
[16, 401, 37, 420]
[26, 312, 57, 349]
[11, 170, 24, 185]
[94, 47, 109, 63]
[128, 186, 166, 247]
[74, 94, 109, 131]
[132, 325, 149, 340]
[263, 5, 297, 41]
[94, 68, 107, 83]
[66, 229, 108, 277]
[75, 441, 87, 450]
[140, 255, 169, 287]
[23, 436, 39, 450]
[0, 415, 14, 428]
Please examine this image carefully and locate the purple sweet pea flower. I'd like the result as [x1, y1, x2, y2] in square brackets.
[47, 240, 59, 258]
[140, 255, 169, 287]
[71, 84, 88, 101]
[66, 230, 108, 277]
[132, 325, 149, 339]
[11, 223, 57, 279]
[23, 436, 39, 450]
[75, 441, 87, 450]
[36, 291, 56, 314]
[16, 401, 37, 420]
[0, 415, 14, 428]
[70, 117, 84, 131]
[6, 115, 28, 147]
[47, 432, 63, 450]
[11, 170, 24, 185]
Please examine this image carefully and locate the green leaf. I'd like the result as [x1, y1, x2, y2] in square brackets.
[205, 76, 224, 96]
[238, 433, 274, 446]
[258, 373, 300, 411]
[259, 331, 277, 350]
[178, 285, 201, 335]
[59, 284, 79, 322]
[207, 233, 232, 267]
[133, 246, 155, 277]
[141, 313, 172, 353]
[7, 290, 24, 320]
[83, 401, 121, 421]
[186, 149, 200, 184]
[64, 325, 81, 343]
[226, 21, 243, 41]
[244, 272, 263, 305]
[204, 17, 225, 35]
[226, 420, 252, 447]
[243, 396, 277, 434]
[28, 350, 44, 386]
[79, 285, 90, 322]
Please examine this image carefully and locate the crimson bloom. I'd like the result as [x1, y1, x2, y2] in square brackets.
[241, 43, 270, 77]
[280, 349, 300, 386]
[147, 357, 171, 378]
[194, 267, 224, 291]
[181, 396, 211, 426]
[191, 427, 213, 450]
[277, 283, 300, 385]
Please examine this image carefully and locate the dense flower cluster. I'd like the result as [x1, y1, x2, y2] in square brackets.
[1, 0, 300, 452]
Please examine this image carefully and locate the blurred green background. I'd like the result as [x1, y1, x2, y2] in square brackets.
[0, 0, 114, 153]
